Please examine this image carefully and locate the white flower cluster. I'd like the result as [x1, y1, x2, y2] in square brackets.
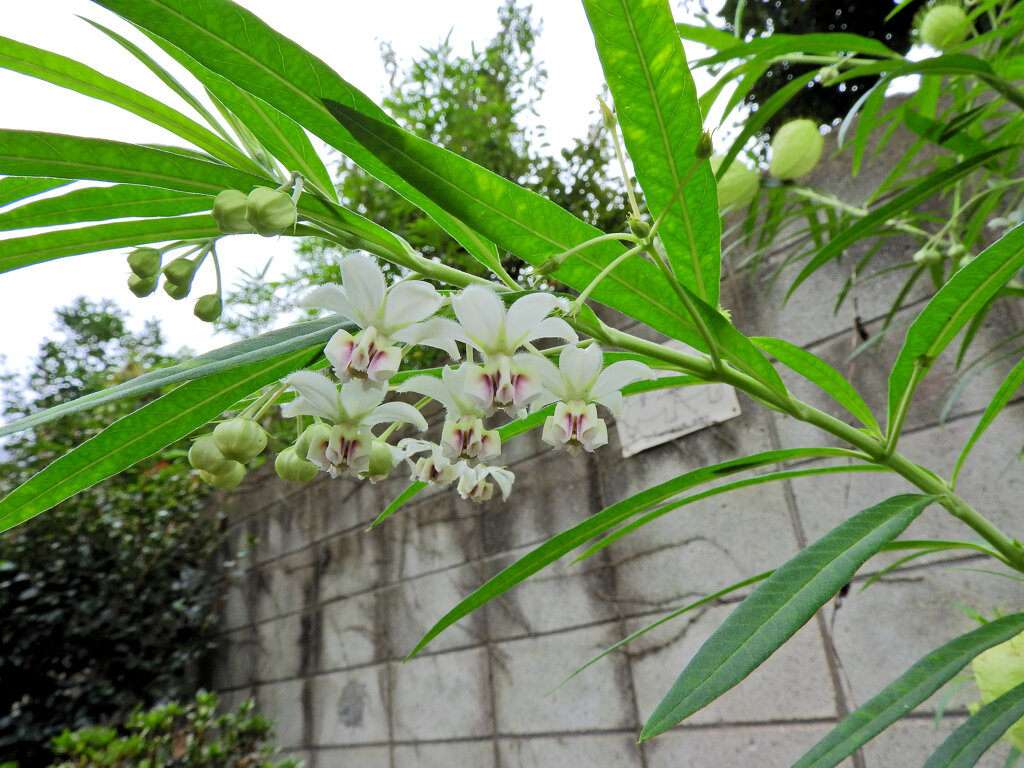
[278, 254, 651, 502]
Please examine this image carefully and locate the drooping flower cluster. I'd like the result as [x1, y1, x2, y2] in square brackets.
[270, 253, 651, 502]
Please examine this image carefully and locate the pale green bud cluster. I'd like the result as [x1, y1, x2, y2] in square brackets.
[917, 3, 970, 50]
[189, 418, 268, 490]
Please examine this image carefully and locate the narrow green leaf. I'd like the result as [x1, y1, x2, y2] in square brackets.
[795, 614, 1024, 768]
[953, 353, 1024, 484]
[366, 482, 428, 531]
[0, 176, 70, 208]
[90, 0, 501, 275]
[675, 22, 738, 51]
[696, 31, 900, 67]
[0, 346, 318, 535]
[0, 130, 271, 195]
[0, 35, 256, 172]
[0, 316, 348, 439]
[0, 215, 219, 273]
[791, 148, 1011, 296]
[923, 680, 1024, 768]
[406, 447, 858, 659]
[583, 0, 720, 304]
[640, 494, 936, 740]
[888, 225, 1024, 429]
[753, 337, 881, 434]
[553, 571, 774, 693]
[0, 184, 210, 232]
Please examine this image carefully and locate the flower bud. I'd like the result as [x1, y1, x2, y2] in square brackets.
[912, 246, 942, 266]
[710, 155, 760, 211]
[695, 130, 714, 160]
[127, 247, 162, 278]
[199, 461, 246, 490]
[817, 65, 841, 87]
[627, 214, 650, 239]
[162, 257, 198, 287]
[598, 97, 617, 131]
[768, 119, 824, 181]
[212, 189, 254, 234]
[127, 274, 158, 298]
[918, 4, 970, 50]
[275, 447, 319, 482]
[245, 187, 297, 237]
[163, 280, 191, 300]
[189, 435, 235, 475]
[193, 294, 223, 322]
[364, 440, 399, 483]
[212, 417, 267, 463]
[295, 423, 331, 461]
[973, 630, 1024, 751]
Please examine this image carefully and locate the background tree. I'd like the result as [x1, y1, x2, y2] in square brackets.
[0, 299, 225, 768]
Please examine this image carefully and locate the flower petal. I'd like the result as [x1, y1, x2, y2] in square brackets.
[301, 284, 356, 319]
[383, 280, 442, 329]
[364, 401, 429, 431]
[340, 253, 386, 324]
[393, 317, 466, 358]
[590, 360, 653, 400]
[524, 316, 578, 346]
[558, 345, 603, 397]
[504, 293, 563, 347]
[281, 370, 342, 421]
[398, 372, 458, 414]
[338, 379, 386, 420]
[453, 285, 505, 351]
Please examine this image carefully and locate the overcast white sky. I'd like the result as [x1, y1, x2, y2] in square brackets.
[0, 1, 721, 395]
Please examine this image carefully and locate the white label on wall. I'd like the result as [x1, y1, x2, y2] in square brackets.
[616, 341, 742, 458]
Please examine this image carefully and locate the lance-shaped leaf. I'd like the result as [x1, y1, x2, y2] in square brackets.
[922, 680, 1024, 768]
[0, 35, 258, 172]
[0, 346, 320, 535]
[0, 130, 271, 195]
[89, 0, 500, 275]
[794, 613, 1024, 768]
[0, 316, 350, 439]
[406, 447, 859, 659]
[0, 176, 71, 208]
[953, 354, 1024, 485]
[640, 494, 936, 741]
[0, 215, 219, 273]
[0, 184, 210, 232]
[888, 225, 1024, 430]
[582, 0, 720, 304]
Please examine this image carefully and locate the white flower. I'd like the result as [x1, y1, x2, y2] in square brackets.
[280, 370, 427, 478]
[531, 345, 651, 455]
[438, 286, 578, 415]
[398, 438, 460, 487]
[302, 253, 457, 382]
[454, 462, 515, 502]
[398, 366, 501, 461]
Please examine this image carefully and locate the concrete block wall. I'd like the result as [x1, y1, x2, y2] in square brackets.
[208, 145, 1024, 766]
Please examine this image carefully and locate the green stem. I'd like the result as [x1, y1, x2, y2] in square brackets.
[571, 244, 646, 308]
[597, 322, 1024, 572]
[608, 116, 643, 219]
[885, 357, 928, 456]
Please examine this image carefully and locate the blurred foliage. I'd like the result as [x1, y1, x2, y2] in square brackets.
[0, 299, 225, 768]
[220, 0, 624, 338]
[46, 690, 299, 768]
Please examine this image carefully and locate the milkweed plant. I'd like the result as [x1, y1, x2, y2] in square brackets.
[2, 0, 1024, 765]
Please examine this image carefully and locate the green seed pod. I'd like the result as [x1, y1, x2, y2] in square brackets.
[768, 119, 824, 181]
[193, 294, 223, 323]
[211, 189, 254, 234]
[199, 461, 246, 490]
[127, 274, 158, 298]
[364, 440, 398, 483]
[162, 257, 198, 286]
[188, 435, 234, 475]
[973, 631, 1024, 751]
[710, 155, 761, 211]
[213, 417, 268, 463]
[912, 246, 943, 266]
[127, 247, 162, 278]
[918, 4, 969, 50]
[275, 447, 319, 482]
[295, 423, 331, 460]
[245, 186, 297, 237]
